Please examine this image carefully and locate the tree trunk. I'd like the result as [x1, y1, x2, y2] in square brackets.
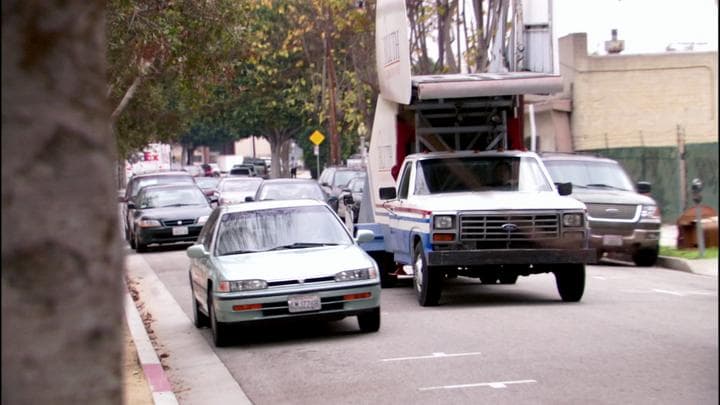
[2, 1, 124, 404]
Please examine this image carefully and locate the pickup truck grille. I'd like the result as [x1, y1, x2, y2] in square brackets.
[460, 213, 560, 241]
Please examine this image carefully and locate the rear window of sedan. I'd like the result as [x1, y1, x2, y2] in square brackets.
[137, 187, 209, 209]
[131, 175, 194, 198]
[257, 183, 325, 201]
[214, 205, 352, 255]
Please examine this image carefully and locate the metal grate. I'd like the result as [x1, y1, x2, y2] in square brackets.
[460, 213, 559, 241]
[586, 204, 639, 221]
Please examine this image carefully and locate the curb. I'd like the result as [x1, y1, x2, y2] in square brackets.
[125, 289, 180, 405]
[656, 256, 695, 273]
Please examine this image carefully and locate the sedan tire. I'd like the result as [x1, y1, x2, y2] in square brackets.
[357, 307, 380, 333]
[190, 277, 209, 328]
[209, 296, 230, 347]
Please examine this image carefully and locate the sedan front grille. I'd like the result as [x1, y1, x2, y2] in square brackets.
[161, 218, 196, 226]
[460, 213, 560, 241]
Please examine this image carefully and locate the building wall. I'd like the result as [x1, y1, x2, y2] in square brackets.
[559, 33, 718, 150]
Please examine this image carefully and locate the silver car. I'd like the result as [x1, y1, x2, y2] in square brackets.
[187, 199, 380, 346]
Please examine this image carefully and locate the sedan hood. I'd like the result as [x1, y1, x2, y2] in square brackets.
[215, 245, 374, 282]
[570, 188, 656, 205]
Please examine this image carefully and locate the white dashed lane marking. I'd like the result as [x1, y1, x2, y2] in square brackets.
[380, 352, 483, 362]
[419, 379, 537, 391]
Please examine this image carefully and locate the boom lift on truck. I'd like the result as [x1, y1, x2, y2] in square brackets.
[354, 0, 595, 306]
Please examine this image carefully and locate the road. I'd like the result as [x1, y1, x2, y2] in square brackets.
[130, 245, 718, 405]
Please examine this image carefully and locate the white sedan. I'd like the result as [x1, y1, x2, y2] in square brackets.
[188, 199, 381, 347]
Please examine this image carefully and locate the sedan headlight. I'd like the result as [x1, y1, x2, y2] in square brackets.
[433, 215, 455, 229]
[138, 219, 161, 228]
[640, 205, 661, 220]
[562, 213, 584, 227]
[197, 215, 209, 225]
[335, 268, 377, 282]
[218, 279, 268, 292]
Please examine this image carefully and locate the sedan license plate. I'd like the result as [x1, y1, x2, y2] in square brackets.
[602, 235, 623, 246]
[172, 226, 189, 236]
[288, 295, 321, 313]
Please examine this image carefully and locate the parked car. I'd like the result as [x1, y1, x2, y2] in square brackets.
[194, 176, 220, 198]
[186, 199, 380, 346]
[229, 164, 257, 177]
[128, 183, 213, 252]
[216, 177, 264, 206]
[120, 171, 196, 246]
[243, 157, 269, 179]
[541, 153, 662, 266]
[319, 167, 366, 211]
[249, 178, 336, 207]
[337, 175, 365, 223]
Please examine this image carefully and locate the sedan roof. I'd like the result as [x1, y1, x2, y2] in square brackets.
[220, 198, 328, 214]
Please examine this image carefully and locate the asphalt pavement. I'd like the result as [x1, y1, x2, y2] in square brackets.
[124, 223, 717, 405]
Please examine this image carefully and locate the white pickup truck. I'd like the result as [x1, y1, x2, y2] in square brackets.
[354, 0, 596, 306]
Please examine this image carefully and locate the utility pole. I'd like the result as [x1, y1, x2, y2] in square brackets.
[324, 4, 340, 166]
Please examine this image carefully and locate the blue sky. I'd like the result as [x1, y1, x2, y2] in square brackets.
[553, 0, 718, 54]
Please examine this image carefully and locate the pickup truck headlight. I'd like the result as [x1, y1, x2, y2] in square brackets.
[562, 213, 584, 227]
[433, 215, 455, 229]
[640, 205, 661, 220]
[218, 279, 268, 292]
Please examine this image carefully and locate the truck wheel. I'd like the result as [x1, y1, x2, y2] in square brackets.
[632, 248, 658, 267]
[413, 242, 442, 306]
[357, 307, 381, 332]
[554, 264, 585, 302]
[371, 252, 397, 288]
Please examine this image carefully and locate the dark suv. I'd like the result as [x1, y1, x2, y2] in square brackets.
[541, 153, 662, 266]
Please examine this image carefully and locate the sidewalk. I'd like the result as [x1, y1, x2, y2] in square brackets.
[657, 224, 718, 277]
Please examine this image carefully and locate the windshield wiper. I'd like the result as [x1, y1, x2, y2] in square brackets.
[219, 249, 261, 256]
[585, 183, 627, 191]
[268, 242, 340, 251]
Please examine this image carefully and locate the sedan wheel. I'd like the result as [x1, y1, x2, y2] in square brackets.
[190, 277, 209, 328]
[209, 296, 230, 347]
[357, 307, 380, 332]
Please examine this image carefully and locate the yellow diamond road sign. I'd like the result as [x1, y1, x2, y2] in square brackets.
[309, 130, 325, 145]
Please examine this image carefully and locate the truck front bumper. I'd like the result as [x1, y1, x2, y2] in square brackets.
[427, 248, 597, 266]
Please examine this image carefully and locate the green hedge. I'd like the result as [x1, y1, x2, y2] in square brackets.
[582, 142, 718, 223]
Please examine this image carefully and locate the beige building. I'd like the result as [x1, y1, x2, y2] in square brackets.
[527, 32, 718, 152]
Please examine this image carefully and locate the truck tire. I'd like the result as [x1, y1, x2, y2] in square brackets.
[632, 248, 658, 267]
[413, 242, 442, 306]
[554, 264, 585, 302]
[371, 252, 397, 288]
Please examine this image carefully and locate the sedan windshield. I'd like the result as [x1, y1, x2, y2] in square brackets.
[138, 187, 209, 209]
[544, 160, 634, 191]
[257, 183, 325, 201]
[215, 205, 352, 255]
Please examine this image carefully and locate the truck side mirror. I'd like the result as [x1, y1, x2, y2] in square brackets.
[556, 182, 572, 196]
[379, 187, 396, 200]
[636, 181, 651, 194]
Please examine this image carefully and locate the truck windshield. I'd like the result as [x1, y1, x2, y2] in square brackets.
[543, 160, 634, 191]
[414, 156, 553, 194]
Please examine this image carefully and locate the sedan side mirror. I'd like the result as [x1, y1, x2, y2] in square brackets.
[245, 196, 254, 202]
[127, 202, 136, 209]
[556, 182, 573, 196]
[355, 229, 374, 244]
[343, 195, 354, 205]
[187, 244, 209, 259]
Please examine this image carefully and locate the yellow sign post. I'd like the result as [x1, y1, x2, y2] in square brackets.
[309, 130, 325, 179]
[309, 130, 325, 145]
